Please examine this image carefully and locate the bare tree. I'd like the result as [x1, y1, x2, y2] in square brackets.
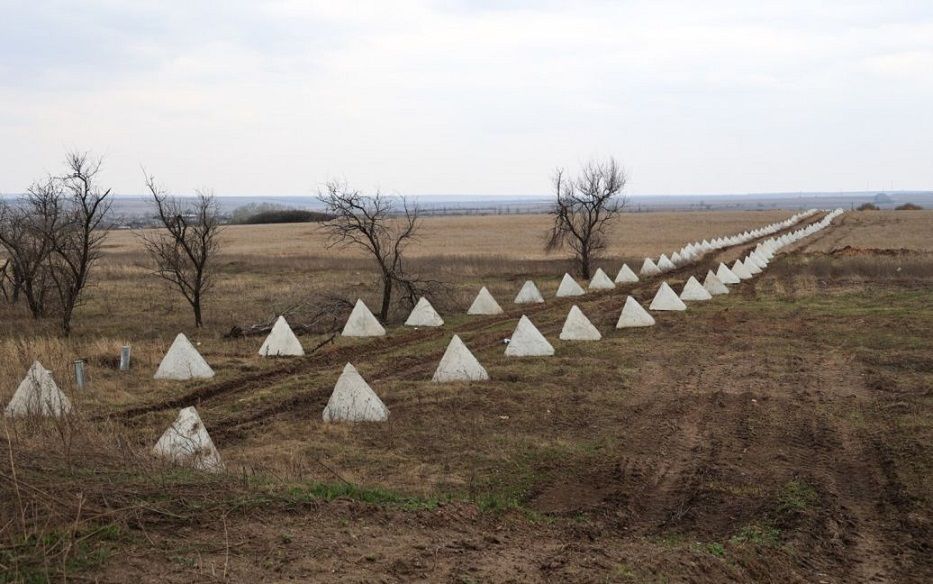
[545, 157, 627, 279]
[0, 179, 64, 318]
[45, 153, 112, 335]
[141, 172, 222, 328]
[318, 182, 426, 322]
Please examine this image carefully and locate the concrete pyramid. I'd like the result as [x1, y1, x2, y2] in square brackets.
[342, 299, 386, 337]
[259, 316, 304, 357]
[716, 262, 741, 284]
[616, 296, 656, 328]
[657, 254, 677, 272]
[743, 256, 763, 275]
[680, 276, 713, 301]
[649, 282, 687, 311]
[640, 258, 661, 276]
[588, 268, 616, 290]
[152, 406, 223, 472]
[468, 286, 503, 315]
[556, 273, 586, 297]
[405, 297, 444, 327]
[559, 305, 601, 341]
[323, 363, 389, 422]
[432, 335, 489, 382]
[154, 333, 215, 380]
[505, 315, 554, 357]
[615, 264, 639, 284]
[703, 271, 730, 295]
[514, 280, 544, 304]
[749, 252, 767, 269]
[4, 361, 71, 417]
[731, 259, 754, 280]
[671, 251, 683, 265]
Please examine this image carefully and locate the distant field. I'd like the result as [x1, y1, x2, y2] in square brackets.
[794, 210, 933, 252]
[105, 209, 794, 259]
[1, 209, 930, 582]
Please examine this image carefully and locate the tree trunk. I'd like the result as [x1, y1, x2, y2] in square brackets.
[580, 247, 591, 280]
[380, 274, 393, 322]
[11, 280, 21, 303]
[61, 311, 72, 336]
[193, 296, 203, 328]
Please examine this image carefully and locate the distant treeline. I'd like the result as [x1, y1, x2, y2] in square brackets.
[230, 202, 333, 224]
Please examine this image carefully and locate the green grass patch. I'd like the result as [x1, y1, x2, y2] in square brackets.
[776, 480, 818, 515]
[0, 523, 120, 583]
[286, 482, 445, 510]
[730, 524, 781, 547]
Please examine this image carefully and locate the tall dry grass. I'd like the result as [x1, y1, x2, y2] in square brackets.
[0, 410, 270, 581]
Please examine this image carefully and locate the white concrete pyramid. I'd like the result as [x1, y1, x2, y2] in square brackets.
[749, 252, 768, 269]
[259, 316, 304, 357]
[703, 271, 730, 295]
[640, 258, 661, 276]
[323, 363, 389, 422]
[4, 361, 71, 417]
[716, 262, 741, 284]
[154, 333, 215, 380]
[342, 299, 386, 337]
[615, 264, 639, 284]
[405, 297, 444, 327]
[432, 335, 489, 382]
[559, 305, 601, 341]
[468, 286, 503, 315]
[671, 251, 683, 265]
[657, 254, 677, 272]
[616, 296, 656, 328]
[743, 256, 763, 275]
[731, 259, 754, 280]
[556, 273, 586, 297]
[649, 282, 687, 311]
[588, 268, 616, 290]
[152, 406, 223, 472]
[505, 315, 554, 357]
[680, 276, 713, 301]
[514, 280, 545, 304]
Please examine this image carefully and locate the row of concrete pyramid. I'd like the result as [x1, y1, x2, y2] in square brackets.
[144, 209, 845, 469]
[140, 207, 844, 470]
[3, 209, 842, 407]
[636, 209, 819, 278]
[3, 210, 843, 471]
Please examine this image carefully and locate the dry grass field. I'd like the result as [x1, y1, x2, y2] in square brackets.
[1, 209, 931, 583]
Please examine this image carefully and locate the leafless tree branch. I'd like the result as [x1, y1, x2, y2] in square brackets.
[545, 157, 627, 279]
[139, 171, 222, 328]
[318, 182, 430, 322]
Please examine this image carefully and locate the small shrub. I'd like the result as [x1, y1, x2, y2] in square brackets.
[895, 203, 923, 211]
[856, 203, 879, 211]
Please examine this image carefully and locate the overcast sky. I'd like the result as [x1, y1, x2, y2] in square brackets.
[1, 1, 931, 196]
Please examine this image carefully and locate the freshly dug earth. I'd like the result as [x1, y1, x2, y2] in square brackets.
[2, 212, 930, 583]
